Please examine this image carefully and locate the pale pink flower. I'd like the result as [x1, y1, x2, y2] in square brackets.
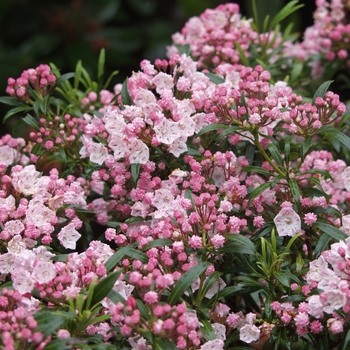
[86, 142, 109, 165]
[200, 339, 224, 350]
[126, 138, 149, 164]
[239, 324, 260, 343]
[32, 260, 56, 284]
[273, 202, 301, 237]
[12, 269, 34, 294]
[57, 223, 81, 250]
[212, 323, 226, 341]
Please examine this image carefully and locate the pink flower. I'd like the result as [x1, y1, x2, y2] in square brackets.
[200, 339, 224, 349]
[143, 291, 158, 304]
[57, 223, 81, 250]
[239, 324, 260, 343]
[273, 202, 301, 237]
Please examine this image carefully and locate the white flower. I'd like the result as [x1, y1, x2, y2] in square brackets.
[273, 204, 301, 237]
[239, 324, 260, 344]
[12, 269, 34, 294]
[57, 223, 81, 250]
[32, 260, 56, 284]
[200, 339, 225, 350]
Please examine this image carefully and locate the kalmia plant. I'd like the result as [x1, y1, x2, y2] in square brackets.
[0, 1, 350, 349]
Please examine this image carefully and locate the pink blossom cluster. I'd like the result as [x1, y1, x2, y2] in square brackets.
[0, 288, 47, 350]
[0, 161, 86, 251]
[290, 0, 350, 77]
[167, 3, 272, 70]
[6, 64, 56, 101]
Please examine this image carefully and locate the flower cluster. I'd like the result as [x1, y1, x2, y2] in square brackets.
[0, 1, 350, 349]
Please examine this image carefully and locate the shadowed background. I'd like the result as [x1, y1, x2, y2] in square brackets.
[0, 0, 315, 135]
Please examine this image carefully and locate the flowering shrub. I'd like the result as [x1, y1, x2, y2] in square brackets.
[1, 0, 350, 349]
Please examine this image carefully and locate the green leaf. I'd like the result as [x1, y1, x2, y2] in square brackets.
[314, 222, 347, 241]
[218, 285, 244, 298]
[58, 148, 67, 162]
[131, 163, 140, 186]
[200, 319, 217, 341]
[341, 329, 350, 350]
[204, 72, 225, 85]
[289, 178, 300, 206]
[314, 232, 331, 258]
[121, 78, 132, 105]
[215, 125, 241, 142]
[269, 1, 304, 31]
[196, 123, 228, 137]
[154, 337, 179, 350]
[243, 166, 270, 177]
[136, 299, 151, 320]
[328, 129, 350, 151]
[0, 96, 27, 107]
[105, 246, 147, 271]
[107, 289, 126, 304]
[35, 310, 74, 338]
[89, 270, 123, 307]
[97, 48, 106, 90]
[312, 80, 334, 104]
[142, 238, 173, 251]
[235, 41, 249, 66]
[267, 143, 283, 167]
[56, 72, 75, 86]
[248, 182, 272, 205]
[3, 106, 32, 123]
[40, 338, 73, 350]
[225, 234, 256, 254]
[169, 262, 210, 305]
[103, 70, 119, 90]
[21, 113, 40, 131]
[201, 271, 222, 300]
[74, 60, 83, 90]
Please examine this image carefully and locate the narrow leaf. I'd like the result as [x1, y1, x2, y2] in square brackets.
[121, 78, 132, 105]
[243, 166, 270, 177]
[35, 310, 74, 338]
[142, 239, 173, 251]
[196, 123, 228, 137]
[22, 113, 40, 131]
[131, 163, 140, 186]
[329, 129, 350, 151]
[269, 1, 304, 30]
[204, 72, 225, 85]
[74, 60, 83, 90]
[314, 233, 331, 258]
[267, 143, 283, 167]
[225, 234, 256, 254]
[3, 106, 31, 123]
[312, 80, 334, 104]
[90, 270, 123, 307]
[235, 41, 249, 66]
[248, 182, 272, 205]
[201, 319, 217, 341]
[289, 178, 300, 206]
[0, 96, 27, 107]
[314, 222, 347, 241]
[97, 48, 106, 89]
[56, 72, 75, 86]
[169, 262, 210, 305]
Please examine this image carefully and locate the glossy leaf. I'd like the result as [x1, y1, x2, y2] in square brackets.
[35, 310, 74, 338]
[312, 80, 334, 104]
[314, 222, 347, 241]
[204, 72, 225, 84]
[121, 78, 132, 105]
[168, 262, 210, 305]
[289, 178, 300, 206]
[89, 270, 123, 307]
[225, 234, 257, 254]
[196, 123, 228, 137]
[248, 182, 272, 205]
